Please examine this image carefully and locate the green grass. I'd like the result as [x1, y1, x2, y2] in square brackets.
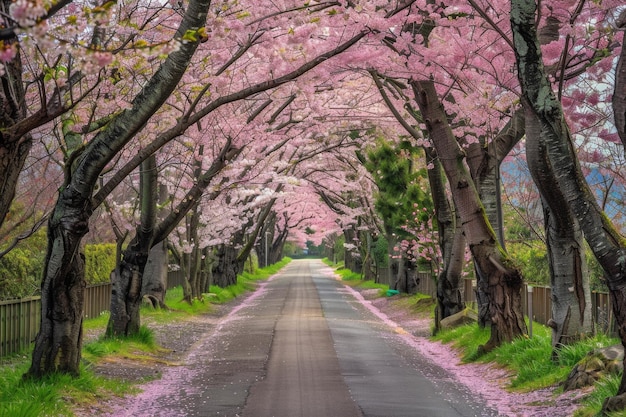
[433, 320, 619, 395]
[0, 362, 133, 417]
[83, 325, 158, 361]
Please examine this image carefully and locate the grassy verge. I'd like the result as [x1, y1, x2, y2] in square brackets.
[432, 321, 621, 416]
[324, 259, 621, 416]
[0, 258, 291, 417]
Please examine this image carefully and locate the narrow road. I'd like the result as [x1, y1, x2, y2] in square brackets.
[110, 259, 499, 416]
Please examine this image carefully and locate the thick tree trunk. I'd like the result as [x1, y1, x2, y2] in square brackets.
[107, 155, 157, 336]
[413, 79, 527, 351]
[141, 182, 170, 307]
[107, 242, 150, 336]
[371, 71, 465, 312]
[27, 193, 89, 377]
[437, 217, 466, 319]
[213, 244, 242, 288]
[525, 107, 592, 351]
[511, 0, 626, 405]
[141, 241, 168, 308]
[466, 110, 525, 325]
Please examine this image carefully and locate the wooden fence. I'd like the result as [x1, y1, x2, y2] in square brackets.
[0, 272, 185, 358]
[417, 276, 615, 335]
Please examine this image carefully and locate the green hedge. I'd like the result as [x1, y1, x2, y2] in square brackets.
[84, 244, 116, 285]
[0, 247, 43, 299]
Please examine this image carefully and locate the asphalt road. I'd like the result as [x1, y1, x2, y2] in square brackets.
[118, 259, 500, 416]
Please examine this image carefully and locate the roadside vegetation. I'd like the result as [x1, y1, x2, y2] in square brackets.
[325, 259, 621, 417]
[0, 258, 290, 417]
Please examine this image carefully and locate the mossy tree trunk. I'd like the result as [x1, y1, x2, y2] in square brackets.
[412, 79, 527, 351]
[511, 0, 626, 406]
[107, 156, 157, 337]
[525, 107, 592, 352]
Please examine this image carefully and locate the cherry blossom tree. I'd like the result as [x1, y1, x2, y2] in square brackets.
[510, 0, 626, 410]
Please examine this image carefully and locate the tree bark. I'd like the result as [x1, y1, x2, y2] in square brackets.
[412, 79, 527, 351]
[466, 110, 525, 326]
[370, 71, 464, 313]
[613, 9, 626, 146]
[344, 227, 362, 274]
[107, 155, 157, 337]
[525, 106, 592, 351]
[511, 0, 626, 403]
[142, 241, 169, 308]
[141, 182, 170, 307]
[213, 243, 243, 288]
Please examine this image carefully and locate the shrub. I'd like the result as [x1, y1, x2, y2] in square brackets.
[0, 248, 43, 299]
[84, 244, 116, 285]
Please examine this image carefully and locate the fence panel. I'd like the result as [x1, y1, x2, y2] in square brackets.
[0, 297, 40, 357]
[167, 270, 186, 289]
[415, 272, 433, 297]
[84, 283, 112, 320]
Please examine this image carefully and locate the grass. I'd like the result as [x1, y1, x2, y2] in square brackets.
[431, 318, 619, 393]
[0, 258, 291, 417]
[0, 362, 134, 417]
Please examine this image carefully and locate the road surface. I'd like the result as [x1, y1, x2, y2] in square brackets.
[112, 259, 500, 416]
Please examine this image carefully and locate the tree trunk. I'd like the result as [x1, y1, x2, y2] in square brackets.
[27, 194, 89, 377]
[108, 242, 149, 336]
[466, 110, 525, 326]
[107, 156, 157, 337]
[436, 215, 466, 319]
[525, 107, 592, 351]
[511, 0, 626, 403]
[213, 244, 242, 288]
[412, 79, 527, 351]
[141, 241, 169, 308]
[0, 19, 29, 228]
[141, 182, 170, 307]
[343, 228, 362, 273]
[199, 247, 213, 293]
[370, 71, 465, 312]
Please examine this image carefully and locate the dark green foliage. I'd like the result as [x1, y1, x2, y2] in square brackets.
[84, 243, 116, 285]
[508, 242, 550, 286]
[0, 240, 116, 299]
[364, 138, 432, 239]
[0, 247, 42, 299]
[0, 228, 46, 299]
